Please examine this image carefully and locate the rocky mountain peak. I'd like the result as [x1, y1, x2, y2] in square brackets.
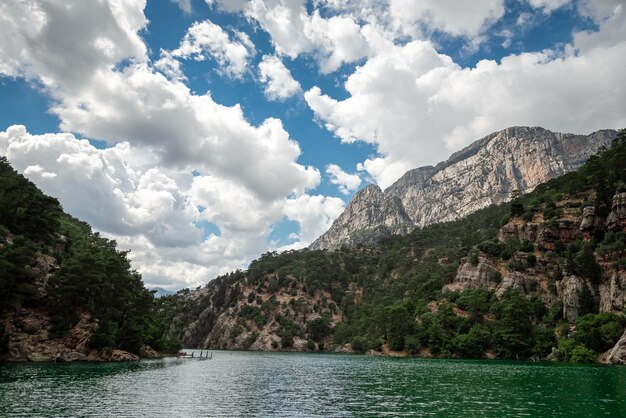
[310, 126, 618, 250]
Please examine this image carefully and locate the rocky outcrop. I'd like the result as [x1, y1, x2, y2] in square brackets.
[170, 270, 347, 352]
[0, 250, 144, 362]
[310, 185, 413, 250]
[559, 275, 589, 322]
[311, 127, 617, 250]
[2, 310, 98, 362]
[446, 191, 626, 323]
[599, 271, 626, 313]
[579, 206, 605, 240]
[443, 257, 498, 293]
[606, 192, 626, 231]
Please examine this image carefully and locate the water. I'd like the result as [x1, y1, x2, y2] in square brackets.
[1, 351, 625, 417]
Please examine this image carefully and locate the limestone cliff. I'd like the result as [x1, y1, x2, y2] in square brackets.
[167, 265, 352, 352]
[311, 127, 618, 250]
[444, 192, 626, 323]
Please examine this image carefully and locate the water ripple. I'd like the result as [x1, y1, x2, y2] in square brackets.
[2, 352, 626, 417]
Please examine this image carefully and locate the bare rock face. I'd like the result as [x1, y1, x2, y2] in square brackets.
[499, 219, 540, 243]
[599, 270, 626, 313]
[3, 310, 99, 362]
[579, 206, 604, 240]
[311, 127, 617, 250]
[310, 185, 413, 250]
[601, 329, 626, 365]
[559, 275, 588, 322]
[606, 192, 626, 231]
[443, 257, 498, 293]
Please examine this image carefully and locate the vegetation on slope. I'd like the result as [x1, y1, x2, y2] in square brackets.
[0, 156, 179, 357]
[167, 130, 626, 362]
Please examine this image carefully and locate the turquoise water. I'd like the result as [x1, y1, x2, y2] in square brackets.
[1, 351, 625, 417]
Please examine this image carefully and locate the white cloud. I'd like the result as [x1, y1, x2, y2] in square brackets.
[306, 13, 626, 188]
[46, 64, 320, 201]
[528, 0, 571, 13]
[0, 125, 344, 290]
[388, 0, 505, 38]
[154, 49, 187, 81]
[171, 0, 192, 14]
[258, 55, 301, 101]
[214, 0, 376, 73]
[305, 11, 370, 73]
[210, 0, 510, 74]
[172, 19, 255, 79]
[0, 0, 147, 88]
[326, 163, 361, 195]
[283, 194, 345, 244]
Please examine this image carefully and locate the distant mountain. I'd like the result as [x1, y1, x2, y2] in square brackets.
[151, 287, 175, 298]
[310, 126, 618, 250]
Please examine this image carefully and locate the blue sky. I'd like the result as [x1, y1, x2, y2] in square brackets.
[0, 0, 624, 289]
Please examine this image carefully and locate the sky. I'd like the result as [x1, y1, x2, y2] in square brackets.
[0, 0, 625, 290]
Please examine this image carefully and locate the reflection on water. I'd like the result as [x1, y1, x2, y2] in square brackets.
[2, 351, 626, 417]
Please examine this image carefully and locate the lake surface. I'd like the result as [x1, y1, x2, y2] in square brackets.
[1, 351, 625, 417]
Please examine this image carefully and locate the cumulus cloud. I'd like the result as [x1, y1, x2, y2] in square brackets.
[258, 55, 301, 101]
[282, 194, 345, 245]
[213, 0, 377, 73]
[389, 0, 505, 38]
[0, 125, 344, 289]
[306, 8, 626, 188]
[172, 19, 255, 79]
[0, 125, 201, 246]
[0, 0, 147, 88]
[154, 49, 187, 81]
[326, 163, 361, 195]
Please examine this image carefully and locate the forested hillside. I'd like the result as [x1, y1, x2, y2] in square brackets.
[164, 130, 626, 363]
[0, 157, 178, 361]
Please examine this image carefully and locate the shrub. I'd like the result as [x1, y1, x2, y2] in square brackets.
[573, 313, 625, 352]
[570, 345, 596, 363]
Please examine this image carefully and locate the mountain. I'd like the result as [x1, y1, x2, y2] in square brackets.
[310, 127, 618, 250]
[151, 287, 176, 298]
[162, 131, 626, 363]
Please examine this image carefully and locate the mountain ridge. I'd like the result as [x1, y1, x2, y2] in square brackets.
[311, 126, 618, 250]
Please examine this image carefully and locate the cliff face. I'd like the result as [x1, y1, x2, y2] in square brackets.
[445, 192, 626, 322]
[311, 127, 618, 250]
[0, 247, 140, 362]
[167, 266, 352, 352]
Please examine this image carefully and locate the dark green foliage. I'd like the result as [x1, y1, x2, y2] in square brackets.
[577, 285, 597, 317]
[573, 313, 625, 353]
[510, 190, 524, 217]
[306, 315, 332, 342]
[492, 290, 535, 358]
[452, 324, 490, 358]
[556, 313, 625, 361]
[571, 244, 603, 284]
[46, 229, 154, 354]
[478, 240, 502, 257]
[0, 157, 62, 244]
[457, 289, 492, 320]
[385, 304, 415, 351]
[570, 345, 597, 363]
